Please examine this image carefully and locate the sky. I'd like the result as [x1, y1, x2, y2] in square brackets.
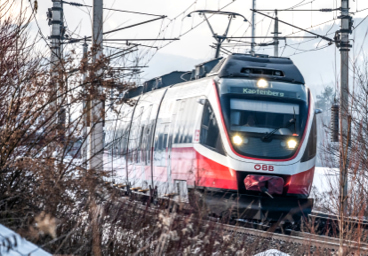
[21, 0, 368, 97]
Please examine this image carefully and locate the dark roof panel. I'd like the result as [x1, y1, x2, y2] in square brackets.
[135, 54, 305, 99]
[194, 57, 223, 79]
[209, 53, 305, 84]
[143, 71, 190, 93]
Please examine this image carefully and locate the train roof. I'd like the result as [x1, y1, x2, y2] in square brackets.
[123, 53, 305, 99]
[210, 53, 305, 84]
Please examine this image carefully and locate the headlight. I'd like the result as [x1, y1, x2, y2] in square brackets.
[257, 79, 268, 88]
[287, 139, 298, 149]
[232, 135, 243, 145]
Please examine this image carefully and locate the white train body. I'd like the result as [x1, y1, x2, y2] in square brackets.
[104, 54, 318, 220]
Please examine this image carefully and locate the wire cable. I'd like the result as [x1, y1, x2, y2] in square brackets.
[62, 1, 163, 17]
[144, 0, 237, 65]
[354, 13, 368, 30]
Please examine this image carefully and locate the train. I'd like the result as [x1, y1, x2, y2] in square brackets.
[104, 53, 320, 221]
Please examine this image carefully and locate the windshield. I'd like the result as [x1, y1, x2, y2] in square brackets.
[221, 95, 308, 159]
[230, 99, 300, 136]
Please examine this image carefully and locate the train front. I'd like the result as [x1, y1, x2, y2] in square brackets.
[206, 54, 317, 221]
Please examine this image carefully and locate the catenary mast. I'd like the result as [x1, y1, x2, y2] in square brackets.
[89, 0, 104, 170]
[250, 0, 256, 54]
[338, 0, 351, 254]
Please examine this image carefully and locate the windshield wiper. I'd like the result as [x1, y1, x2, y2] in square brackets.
[262, 107, 297, 141]
[261, 117, 296, 141]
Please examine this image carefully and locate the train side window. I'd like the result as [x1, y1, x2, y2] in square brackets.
[200, 101, 225, 155]
[141, 105, 153, 165]
[161, 125, 169, 166]
[138, 125, 144, 163]
[184, 98, 197, 143]
[174, 100, 186, 144]
[301, 115, 317, 162]
[163, 130, 168, 149]
[147, 123, 153, 163]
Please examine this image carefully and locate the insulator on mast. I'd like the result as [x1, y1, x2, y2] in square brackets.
[331, 104, 339, 142]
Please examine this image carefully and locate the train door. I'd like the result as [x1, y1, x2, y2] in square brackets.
[106, 107, 126, 184]
[113, 102, 134, 184]
[127, 105, 144, 186]
[136, 104, 152, 188]
[140, 105, 153, 182]
[170, 98, 198, 184]
[147, 104, 159, 186]
[152, 98, 172, 194]
[166, 101, 180, 183]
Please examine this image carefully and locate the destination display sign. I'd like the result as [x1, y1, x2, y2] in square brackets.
[229, 87, 297, 99]
[243, 88, 285, 97]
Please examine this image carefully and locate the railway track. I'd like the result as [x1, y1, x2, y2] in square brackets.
[222, 222, 368, 253]
[310, 211, 368, 228]
[111, 187, 368, 253]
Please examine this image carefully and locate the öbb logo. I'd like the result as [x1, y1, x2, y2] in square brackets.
[254, 164, 274, 172]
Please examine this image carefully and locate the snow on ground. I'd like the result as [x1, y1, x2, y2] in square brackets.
[312, 167, 339, 194]
[254, 249, 290, 256]
[310, 167, 339, 213]
[0, 224, 51, 256]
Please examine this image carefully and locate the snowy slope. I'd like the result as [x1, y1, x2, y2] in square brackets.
[0, 224, 51, 256]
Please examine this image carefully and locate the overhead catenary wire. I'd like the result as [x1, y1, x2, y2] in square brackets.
[354, 14, 368, 30]
[283, 18, 337, 37]
[354, 7, 368, 13]
[286, 0, 308, 10]
[254, 8, 341, 12]
[69, 0, 335, 57]
[94, 38, 179, 41]
[225, 0, 336, 54]
[152, 0, 335, 58]
[277, 0, 368, 57]
[64, 16, 167, 44]
[252, 9, 335, 43]
[73, 0, 200, 64]
[62, 0, 360, 84]
[62, 1, 163, 17]
[142, 0, 238, 66]
[243, 13, 338, 58]
[255, 30, 336, 57]
[315, 19, 337, 49]
[261, 12, 274, 45]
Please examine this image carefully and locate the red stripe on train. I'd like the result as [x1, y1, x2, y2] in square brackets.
[171, 146, 313, 196]
[286, 167, 314, 196]
[170, 147, 237, 190]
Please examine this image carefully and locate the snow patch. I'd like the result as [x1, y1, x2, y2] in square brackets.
[254, 249, 290, 256]
[0, 224, 51, 256]
[312, 167, 339, 194]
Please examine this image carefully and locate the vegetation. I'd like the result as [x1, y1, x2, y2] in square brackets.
[1, 1, 368, 255]
[315, 85, 335, 112]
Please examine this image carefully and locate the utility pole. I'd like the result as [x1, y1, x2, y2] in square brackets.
[48, 0, 65, 134]
[89, 0, 104, 170]
[338, 0, 352, 254]
[339, 0, 351, 217]
[82, 38, 88, 168]
[250, 0, 256, 54]
[271, 10, 280, 57]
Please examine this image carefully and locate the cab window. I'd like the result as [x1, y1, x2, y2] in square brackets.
[200, 101, 225, 155]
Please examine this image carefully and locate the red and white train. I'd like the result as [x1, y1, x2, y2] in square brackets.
[104, 53, 319, 221]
